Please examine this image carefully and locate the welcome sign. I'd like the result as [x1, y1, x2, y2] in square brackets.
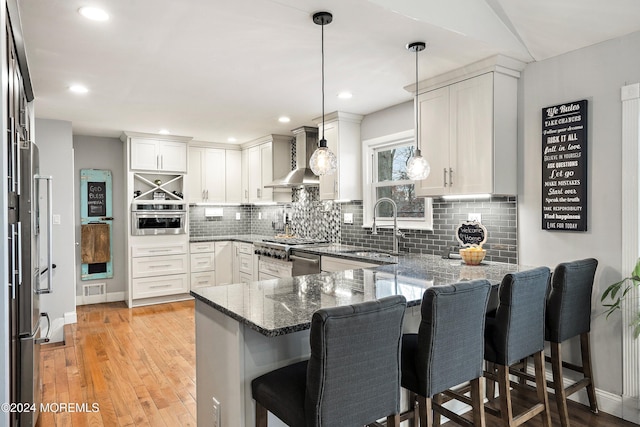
[541, 100, 588, 231]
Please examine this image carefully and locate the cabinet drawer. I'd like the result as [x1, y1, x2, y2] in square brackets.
[132, 241, 187, 257]
[190, 242, 215, 253]
[132, 274, 188, 299]
[191, 252, 215, 272]
[237, 242, 254, 255]
[238, 252, 253, 275]
[191, 271, 216, 289]
[239, 272, 253, 284]
[132, 254, 188, 278]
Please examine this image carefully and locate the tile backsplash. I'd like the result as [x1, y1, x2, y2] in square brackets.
[189, 193, 517, 263]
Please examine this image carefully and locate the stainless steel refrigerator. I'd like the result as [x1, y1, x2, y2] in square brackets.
[8, 139, 53, 426]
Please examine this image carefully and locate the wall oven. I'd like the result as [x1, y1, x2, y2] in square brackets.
[131, 203, 186, 236]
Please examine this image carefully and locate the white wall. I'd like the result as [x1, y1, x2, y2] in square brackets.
[361, 100, 413, 141]
[73, 135, 126, 300]
[519, 31, 640, 401]
[35, 119, 76, 343]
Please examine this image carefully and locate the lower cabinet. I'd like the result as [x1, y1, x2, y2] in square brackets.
[233, 242, 254, 283]
[129, 237, 189, 306]
[190, 241, 234, 290]
[320, 256, 377, 272]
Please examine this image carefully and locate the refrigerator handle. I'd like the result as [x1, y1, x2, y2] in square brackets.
[16, 221, 22, 288]
[35, 175, 53, 294]
[34, 312, 51, 345]
[10, 224, 16, 299]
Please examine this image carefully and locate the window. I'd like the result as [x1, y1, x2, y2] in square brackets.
[363, 130, 433, 230]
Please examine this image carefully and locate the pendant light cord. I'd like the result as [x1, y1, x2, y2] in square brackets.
[321, 20, 325, 143]
[415, 47, 419, 153]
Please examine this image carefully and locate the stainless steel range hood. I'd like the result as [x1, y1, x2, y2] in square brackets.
[265, 126, 319, 188]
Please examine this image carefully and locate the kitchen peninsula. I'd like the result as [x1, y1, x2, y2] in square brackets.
[191, 249, 527, 427]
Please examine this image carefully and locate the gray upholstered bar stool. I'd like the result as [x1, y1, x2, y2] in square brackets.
[251, 295, 406, 427]
[545, 258, 599, 426]
[400, 280, 492, 427]
[484, 267, 552, 427]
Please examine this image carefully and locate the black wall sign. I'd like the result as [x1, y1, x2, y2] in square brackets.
[455, 221, 487, 247]
[87, 181, 107, 217]
[541, 100, 588, 231]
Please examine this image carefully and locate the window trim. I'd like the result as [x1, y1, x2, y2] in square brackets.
[362, 130, 433, 231]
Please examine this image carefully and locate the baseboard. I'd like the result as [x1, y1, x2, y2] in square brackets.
[76, 291, 125, 306]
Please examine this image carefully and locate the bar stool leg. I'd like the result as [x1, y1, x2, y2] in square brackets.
[486, 361, 496, 401]
[550, 341, 570, 427]
[533, 350, 552, 427]
[408, 392, 419, 427]
[255, 402, 268, 427]
[497, 364, 514, 426]
[387, 413, 400, 427]
[433, 393, 442, 427]
[581, 333, 599, 413]
[471, 376, 487, 427]
[417, 395, 433, 427]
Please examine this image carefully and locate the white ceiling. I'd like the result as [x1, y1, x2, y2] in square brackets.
[16, 0, 640, 144]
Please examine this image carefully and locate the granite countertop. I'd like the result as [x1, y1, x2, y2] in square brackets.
[189, 234, 272, 244]
[191, 251, 531, 338]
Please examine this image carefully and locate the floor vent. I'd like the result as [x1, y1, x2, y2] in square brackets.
[81, 283, 107, 305]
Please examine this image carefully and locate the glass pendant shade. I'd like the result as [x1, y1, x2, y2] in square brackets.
[309, 139, 337, 176]
[407, 149, 431, 180]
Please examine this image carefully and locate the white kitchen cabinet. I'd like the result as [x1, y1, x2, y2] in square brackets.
[243, 135, 291, 203]
[130, 137, 187, 173]
[233, 241, 254, 283]
[188, 146, 226, 203]
[415, 71, 518, 197]
[214, 241, 233, 285]
[190, 242, 215, 289]
[225, 150, 242, 203]
[129, 236, 190, 305]
[315, 112, 363, 201]
[320, 255, 377, 272]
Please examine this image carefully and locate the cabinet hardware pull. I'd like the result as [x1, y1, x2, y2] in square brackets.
[206, 190, 209, 200]
[202, 190, 205, 200]
[149, 264, 172, 268]
[443, 168, 448, 187]
[289, 255, 319, 264]
[449, 168, 454, 186]
[257, 188, 261, 199]
[149, 284, 172, 288]
[148, 249, 171, 252]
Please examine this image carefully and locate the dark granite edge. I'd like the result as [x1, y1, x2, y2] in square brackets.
[189, 234, 271, 244]
[191, 290, 311, 337]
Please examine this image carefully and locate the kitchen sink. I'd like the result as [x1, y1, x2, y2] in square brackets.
[343, 250, 397, 259]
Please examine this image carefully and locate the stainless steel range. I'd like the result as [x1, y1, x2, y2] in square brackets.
[254, 237, 327, 279]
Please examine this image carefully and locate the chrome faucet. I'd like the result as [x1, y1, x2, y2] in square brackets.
[371, 197, 404, 254]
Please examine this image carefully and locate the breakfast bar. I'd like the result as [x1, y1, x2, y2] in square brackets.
[191, 253, 527, 427]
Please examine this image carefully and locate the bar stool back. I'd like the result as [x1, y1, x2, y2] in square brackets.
[545, 258, 599, 426]
[400, 280, 492, 427]
[484, 267, 552, 427]
[251, 295, 407, 427]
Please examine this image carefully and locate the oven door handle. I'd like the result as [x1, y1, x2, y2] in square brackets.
[289, 255, 319, 264]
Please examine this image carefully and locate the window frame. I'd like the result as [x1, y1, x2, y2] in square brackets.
[362, 130, 433, 231]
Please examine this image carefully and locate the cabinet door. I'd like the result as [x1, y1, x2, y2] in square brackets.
[188, 146, 205, 203]
[247, 146, 261, 203]
[159, 141, 187, 172]
[241, 149, 249, 203]
[259, 142, 273, 202]
[131, 138, 159, 171]
[415, 86, 451, 197]
[204, 148, 226, 202]
[225, 150, 242, 203]
[318, 122, 338, 200]
[191, 252, 215, 273]
[449, 73, 494, 194]
[214, 241, 233, 285]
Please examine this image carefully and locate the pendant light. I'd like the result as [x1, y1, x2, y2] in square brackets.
[406, 41, 431, 181]
[309, 11, 337, 176]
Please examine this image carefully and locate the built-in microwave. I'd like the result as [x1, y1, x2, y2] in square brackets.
[131, 204, 186, 235]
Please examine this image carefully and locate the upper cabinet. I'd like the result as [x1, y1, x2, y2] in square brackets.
[125, 134, 190, 173]
[187, 145, 242, 204]
[415, 57, 522, 197]
[315, 112, 363, 201]
[225, 150, 242, 204]
[242, 135, 291, 203]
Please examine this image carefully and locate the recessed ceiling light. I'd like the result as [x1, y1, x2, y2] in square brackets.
[227, 137, 237, 143]
[69, 84, 89, 94]
[78, 7, 109, 21]
[158, 129, 170, 135]
[278, 116, 291, 123]
[337, 91, 353, 99]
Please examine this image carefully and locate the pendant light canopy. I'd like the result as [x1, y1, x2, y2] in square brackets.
[406, 41, 431, 181]
[309, 11, 337, 176]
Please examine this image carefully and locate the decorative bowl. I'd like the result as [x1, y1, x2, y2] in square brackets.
[459, 248, 486, 265]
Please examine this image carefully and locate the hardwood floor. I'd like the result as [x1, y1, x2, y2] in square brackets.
[37, 300, 635, 427]
[37, 300, 196, 427]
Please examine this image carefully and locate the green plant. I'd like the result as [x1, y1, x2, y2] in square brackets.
[601, 258, 640, 338]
